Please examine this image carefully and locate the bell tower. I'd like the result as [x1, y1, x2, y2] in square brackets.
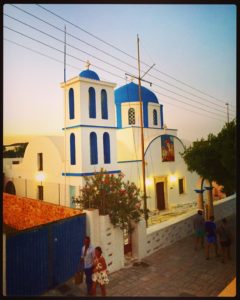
[60, 63, 120, 205]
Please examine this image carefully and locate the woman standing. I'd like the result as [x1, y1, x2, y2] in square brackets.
[217, 218, 232, 263]
[91, 247, 109, 296]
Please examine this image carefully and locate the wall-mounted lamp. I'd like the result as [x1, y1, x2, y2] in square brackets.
[169, 175, 177, 189]
[36, 171, 45, 200]
[36, 171, 45, 185]
[146, 177, 153, 187]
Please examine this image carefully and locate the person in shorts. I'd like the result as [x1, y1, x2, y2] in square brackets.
[193, 209, 205, 250]
[205, 215, 219, 260]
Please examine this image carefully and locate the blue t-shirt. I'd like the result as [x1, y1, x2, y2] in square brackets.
[205, 221, 216, 237]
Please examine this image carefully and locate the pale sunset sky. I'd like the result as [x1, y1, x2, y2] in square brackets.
[3, 3, 236, 144]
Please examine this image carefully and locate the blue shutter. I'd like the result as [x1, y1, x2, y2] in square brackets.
[69, 88, 74, 119]
[103, 132, 111, 164]
[160, 105, 164, 128]
[70, 133, 76, 165]
[153, 109, 158, 125]
[90, 132, 98, 165]
[89, 87, 96, 118]
[101, 90, 108, 119]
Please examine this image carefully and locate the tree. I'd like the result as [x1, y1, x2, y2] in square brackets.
[72, 169, 142, 231]
[212, 120, 236, 195]
[181, 120, 236, 195]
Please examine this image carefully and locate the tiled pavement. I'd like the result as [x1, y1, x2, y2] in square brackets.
[43, 214, 236, 297]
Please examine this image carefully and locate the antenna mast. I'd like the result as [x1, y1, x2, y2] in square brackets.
[64, 25, 67, 205]
[137, 35, 148, 227]
[125, 35, 155, 227]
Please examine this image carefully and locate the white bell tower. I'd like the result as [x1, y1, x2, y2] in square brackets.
[60, 63, 120, 205]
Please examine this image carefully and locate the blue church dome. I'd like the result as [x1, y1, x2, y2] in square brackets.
[114, 82, 159, 105]
[79, 69, 100, 81]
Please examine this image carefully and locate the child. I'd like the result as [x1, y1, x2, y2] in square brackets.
[91, 246, 109, 296]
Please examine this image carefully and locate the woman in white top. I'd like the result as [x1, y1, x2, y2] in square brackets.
[80, 236, 95, 295]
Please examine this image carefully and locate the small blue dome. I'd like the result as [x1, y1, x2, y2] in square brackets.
[79, 69, 100, 81]
[114, 82, 159, 105]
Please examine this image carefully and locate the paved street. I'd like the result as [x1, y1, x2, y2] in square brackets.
[43, 214, 236, 297]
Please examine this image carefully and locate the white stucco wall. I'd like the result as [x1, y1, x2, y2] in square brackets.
[144, 194, 236, 257]
[116, 127, 178, 162]
[117, 132, 198, 210]
[3, 136, 67, 205]
[84, 209, 124, 273]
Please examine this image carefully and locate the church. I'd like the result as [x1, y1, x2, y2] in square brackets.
[4, 63, 199, 212]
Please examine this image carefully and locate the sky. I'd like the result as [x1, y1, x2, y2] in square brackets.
[3, 3, 236, 144]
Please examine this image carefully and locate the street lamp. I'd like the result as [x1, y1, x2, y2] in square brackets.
[36, 171, 45, 200]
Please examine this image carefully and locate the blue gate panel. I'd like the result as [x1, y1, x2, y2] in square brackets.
[51, 215, 86, 287]
[6, 227, 49, 296]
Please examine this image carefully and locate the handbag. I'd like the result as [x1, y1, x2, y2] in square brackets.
[74, 271, 83, 285]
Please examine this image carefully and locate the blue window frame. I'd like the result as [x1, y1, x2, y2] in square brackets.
[89, 87, 96, 118]
[70, 133, 76, 165]
[103, 132, 111, 164]
[101, 89, 108, 119]
[90, 132, 98, 165]
[69, 88, 75, 119]
[153, 109, 158, 125]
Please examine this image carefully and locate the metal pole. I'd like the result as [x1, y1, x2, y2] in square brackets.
[64, 25, 67, 206]
[137, 34, 148, 227]
[25, 178, 27, 197]
[225, 103, 229, 124]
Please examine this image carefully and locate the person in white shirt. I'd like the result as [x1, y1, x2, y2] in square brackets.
[80, 236, 95, 295]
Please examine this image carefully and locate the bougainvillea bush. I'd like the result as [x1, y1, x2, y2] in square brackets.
[72, 169, 142, 231]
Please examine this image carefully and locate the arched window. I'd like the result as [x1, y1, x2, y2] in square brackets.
[90, 132, 98, 165]
[89, 87, 96, 118]
[70, 133, 76, 165]
[5, 181, 16, 195]
[103, 132, 111, 164]
[69, 88, 75, 119]
[128, 108, 135, 125]
[153, 109, 158, 125]
[101, 89, 108, 119]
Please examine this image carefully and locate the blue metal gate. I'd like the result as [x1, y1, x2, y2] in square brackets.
[51, 216, 86, 287]
[6, 214, 86, 296]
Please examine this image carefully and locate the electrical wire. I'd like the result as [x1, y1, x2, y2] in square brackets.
[34, 3, 236, 109]
[4, 32, 228, 124]
[7, 5, 236, 115]
[4, 21, 232, 120]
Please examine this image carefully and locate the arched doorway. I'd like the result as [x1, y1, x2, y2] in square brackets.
[5, 181, 16, 195]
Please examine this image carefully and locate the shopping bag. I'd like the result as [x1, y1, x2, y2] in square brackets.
[74, 271, 83, 285]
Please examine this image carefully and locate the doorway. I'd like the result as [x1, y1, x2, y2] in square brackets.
[156, 181, 165, 210]
[5, 181, 16, 195]
[123, 228, 132, 254]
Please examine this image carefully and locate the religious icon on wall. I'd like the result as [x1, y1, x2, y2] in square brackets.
[161, 135, 175, 162]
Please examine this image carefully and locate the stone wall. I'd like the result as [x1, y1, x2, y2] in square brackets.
[136, 194, 236, 258]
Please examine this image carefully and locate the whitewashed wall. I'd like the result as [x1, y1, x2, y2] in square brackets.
[117, 133, 199, 211]
[144, 194, 236, 257]
[84, 209, 124, 273]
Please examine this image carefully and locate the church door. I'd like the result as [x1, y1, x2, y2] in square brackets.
[156, 182, 165, 210]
